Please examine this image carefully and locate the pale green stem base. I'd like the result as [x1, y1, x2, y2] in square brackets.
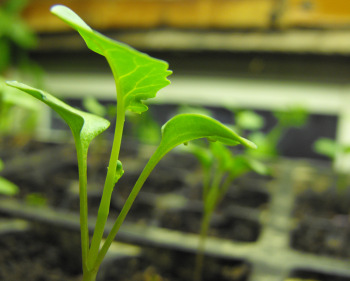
[83, 270, 98, 281]
[194, 210, 212, 281]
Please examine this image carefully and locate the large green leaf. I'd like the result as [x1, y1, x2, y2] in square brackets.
[50, 5, 172, 114]
[5, 81, 110, 147]
[158, 114, 256, 158]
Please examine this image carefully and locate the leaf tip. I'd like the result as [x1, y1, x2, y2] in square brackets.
[5, 80, 18, 87]
[244, 138, 258, 150]
[50, 4, 91, 31]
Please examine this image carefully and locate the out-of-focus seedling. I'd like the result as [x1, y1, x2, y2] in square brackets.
[233, 106, 308, 159]
[186, 140, 268, 281]
[313, 137, 350, 192]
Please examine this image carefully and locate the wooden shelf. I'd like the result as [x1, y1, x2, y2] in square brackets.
[279, 0, 350, 28]
[22, 0, 275, 32]
[22, 0, 350, 54]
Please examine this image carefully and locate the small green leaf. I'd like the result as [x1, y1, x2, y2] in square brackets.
[210, 142, 233, 172]
[236, 110, 264, 130]
[185, 143, 213, 170]
[83, 97, 107, 117]
[313, 138, 337, 159]
[50, 5, 172, 114]
[5, 81, 110, 148]
[0, 177, 19, 196]
[274, 105, 308, 128]
[247, 131, 278, 159]
[158, 114, 256, 158]
[114, 160, 124, 184]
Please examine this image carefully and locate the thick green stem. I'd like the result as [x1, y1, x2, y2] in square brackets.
[75, 141, 90, 276]
[87, 101, 125, 269]
[82, 269, 98, 281]
[91, 148, 163, 271]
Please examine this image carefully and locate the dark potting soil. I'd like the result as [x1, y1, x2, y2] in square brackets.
[99, 247, 250, 281]
[158, 208, 260, 242]
[291, 162, 350, 259]
[0, 222, 250, 281]
[289, 269, 350, 281]
[2, 143, 269, 244]
[0, 225, 82, 281]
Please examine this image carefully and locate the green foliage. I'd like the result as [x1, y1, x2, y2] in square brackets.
[114, 160, 124, 184]
[6, 81, 110, 150]
[0, 177, 18, 196]
[313, 137, 350, 160]
[0, 78, 41, 136]
[25, 192, 47, 206]
[0, 0, 37, 73]
[51, 5, 172, 114]
[313, 137, 350, 192]
[6, 5, 258, 281]
[127, 110, 162, 145]
[0, 158, 18, 196]
[158, 113, 256, 157]
[245, 106, 309, 159]
[236, 110, 264, 131]
[83, 97, 108, 118]
[186, 138, 267, 281]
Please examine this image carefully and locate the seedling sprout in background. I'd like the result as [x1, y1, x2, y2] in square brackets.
[0, 0, 40, 197]
[6, 5, 257, 281]
[232, 106, 309, 159]
[313, 137, 350, 192]
[185, 140, 268, 281]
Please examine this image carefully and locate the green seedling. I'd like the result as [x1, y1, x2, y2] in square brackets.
[313, 137, 350, 192]
[6, 5, 257, 281]
[236, 106, 308, 159]
[0, 158, 18, 196]
[187, 140, 267, 281]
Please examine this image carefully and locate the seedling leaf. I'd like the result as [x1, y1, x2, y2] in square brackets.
[158, 114, 256, 157]
[313, 137, 337, 159]
[50, 5, 172, 114]
[114, 160, 124, 184]
[0, 177, 19, 196]
[5, 81, 110, 147]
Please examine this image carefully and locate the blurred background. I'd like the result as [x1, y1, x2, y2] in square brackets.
[2, 2, 350, 280]
[3, 0, 348, 168]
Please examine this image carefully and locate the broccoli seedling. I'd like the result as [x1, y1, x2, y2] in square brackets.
[187, 141, 268, 281]
[6, 5, 257, 281]
[234, 106, 308, 159]
[313, 137, 350, 192]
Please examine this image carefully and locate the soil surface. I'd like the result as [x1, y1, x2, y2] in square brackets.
[291, 162, 350, 259]
[0, 225, 82, 281]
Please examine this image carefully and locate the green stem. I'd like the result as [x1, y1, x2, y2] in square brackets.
[202, 167, 211, 202]
[82, 270, 98, 281]
[204, 169, 223, 214]
[217, 173, 235, 206]
[194, 209, 212, 281]
[87, 101, 125, 270]
[194, 169, 223, 281]
[92, 148, 163, 271]
[75, 141, 90, 276]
